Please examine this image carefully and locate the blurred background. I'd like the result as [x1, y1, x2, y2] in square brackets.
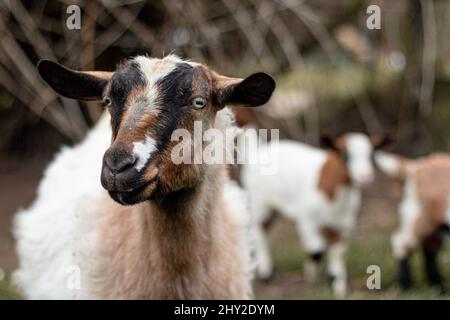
[1, 0, 450, 299]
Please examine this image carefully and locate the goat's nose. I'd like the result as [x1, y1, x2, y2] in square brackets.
[104, 149, 137, 174]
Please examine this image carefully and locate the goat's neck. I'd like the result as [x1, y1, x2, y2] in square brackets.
[138, 164, 226, 273]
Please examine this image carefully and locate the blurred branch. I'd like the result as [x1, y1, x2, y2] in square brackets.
[0, 16, 78, 140]
[419, 0, 436, 116]
[280, 0, 337, 62]
[82, 0, 102, 122]
[3, 1, 56, 59]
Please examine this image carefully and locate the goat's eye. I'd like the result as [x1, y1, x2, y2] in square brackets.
[192, 97, 206, 109]
[104, 97, 112, 107]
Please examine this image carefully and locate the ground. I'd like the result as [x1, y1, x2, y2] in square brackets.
[1, 156, 450, 300]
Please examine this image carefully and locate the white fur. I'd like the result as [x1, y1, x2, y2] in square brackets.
[133, 54, 185, 108]
[241, 133, 375, 297]
[134, 54, 184, 83]
[374, 151, 421, 259]
[374, 151, 403, 177]
[13, 114, 111, 299]
[391, 179, 420, 259]
[345, 134, 375, 186]
[223, 179, 254, 297]
[132, 135, 157, 171]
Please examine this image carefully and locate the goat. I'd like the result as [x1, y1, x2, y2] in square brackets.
[375, 151, 450, 294]
[241, 133, 389, 297]
[13, 55, 275, 299]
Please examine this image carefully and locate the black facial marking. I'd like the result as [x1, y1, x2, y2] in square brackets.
[154, 63, 196, 150]
[109, 61, 146, 136]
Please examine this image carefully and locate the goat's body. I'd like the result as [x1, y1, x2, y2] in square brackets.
[13, 112, 252, 299]
[376, 152, 450, 291]
[376, 153, 450, 257]
[243, 141, 360, 230]
[242, 140, 361, 297]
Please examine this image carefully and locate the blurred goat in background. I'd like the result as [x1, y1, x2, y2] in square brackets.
[241, 132, 390, 297]
[375, 152, 450, 294]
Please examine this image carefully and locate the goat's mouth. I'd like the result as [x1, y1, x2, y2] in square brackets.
[107, 176, 159, 205]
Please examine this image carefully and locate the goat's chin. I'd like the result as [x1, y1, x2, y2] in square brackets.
[107, 180, 158, 205]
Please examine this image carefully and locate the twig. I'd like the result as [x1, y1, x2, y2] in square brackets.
[419, 0, 436, 116]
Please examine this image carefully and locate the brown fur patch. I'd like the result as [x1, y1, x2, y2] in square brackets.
[317, 151, 350, 201]
[411, 154, 450, 239]
[234, 108, 255, 127]
[320, 226, 341, 246]
[85, 71, 113, 81]
[191, 66, 212, 99]
[262, 211, 279, 231]
[334, 137, 347, 152]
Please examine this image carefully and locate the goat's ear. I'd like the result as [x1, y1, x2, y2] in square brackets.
[370, 134, 395, 149]
[213, 72, 275, 108]
[37, 60, 112, 101]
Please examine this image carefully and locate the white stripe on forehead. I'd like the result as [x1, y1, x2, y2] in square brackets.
[132, 54, 188, 85]
[125, 55, 188, 122]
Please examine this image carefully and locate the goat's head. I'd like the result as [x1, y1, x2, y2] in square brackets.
[38, 55, 275, 205]
[322, 133, 392, 188]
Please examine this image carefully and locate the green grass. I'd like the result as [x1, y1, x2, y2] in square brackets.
[255, 223, 450, 300]
[0, 274, 21, 300]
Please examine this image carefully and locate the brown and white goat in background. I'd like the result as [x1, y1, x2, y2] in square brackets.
[241, 133, 390, 297]
[13, 55, 275, 299]
[375, 152, 450, 294]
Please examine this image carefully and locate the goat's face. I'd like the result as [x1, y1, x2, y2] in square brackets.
[38, 55, 275, 205]
[322, 133, 391, 188]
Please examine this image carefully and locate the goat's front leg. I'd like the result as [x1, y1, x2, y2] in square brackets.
[254, 224, 274, 281]
[297, 219, 326, 283]
[392, 230, 415, 291]
[327, 241, 348, 298]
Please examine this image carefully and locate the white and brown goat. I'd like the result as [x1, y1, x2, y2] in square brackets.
[13, 55, 275, 299]
[241, 133, 389, 297]
[375, 152, 450, 294]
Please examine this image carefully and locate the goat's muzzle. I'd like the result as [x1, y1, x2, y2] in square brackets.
[101, 145, 158, 205]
